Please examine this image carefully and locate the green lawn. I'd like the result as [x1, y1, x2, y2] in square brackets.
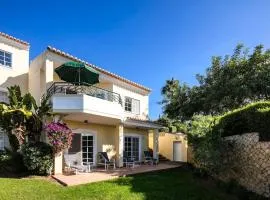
[0, 167, 237, 200]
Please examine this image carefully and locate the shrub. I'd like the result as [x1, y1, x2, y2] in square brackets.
[21, 142, 53, 175]
[186, 115, 228, 173]
[213, 101, 270, 141]
[159, 127, 169, 132]
[45, 122, 73, 154]
[173, 121, 188, 133]
[169, 125, 177, 133]
[0, 150, 27, 174]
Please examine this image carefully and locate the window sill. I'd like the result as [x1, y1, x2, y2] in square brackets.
[0, 64, 12, 70]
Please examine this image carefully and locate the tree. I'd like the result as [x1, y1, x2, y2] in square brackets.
[160, 44, 270, 120]
[160, 78, 196, 120]
[0, 85, 51, 151]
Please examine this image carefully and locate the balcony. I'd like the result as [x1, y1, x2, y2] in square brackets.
[47, 82, 124, 121]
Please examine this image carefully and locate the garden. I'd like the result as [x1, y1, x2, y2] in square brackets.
[0, 86, 73, 176]
[0, 166, 252, 200]
[158, 44, 270, 198]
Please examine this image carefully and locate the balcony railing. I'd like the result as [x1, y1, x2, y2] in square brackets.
[47, 82, 122, 105]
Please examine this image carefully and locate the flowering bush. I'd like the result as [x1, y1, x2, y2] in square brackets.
[45, 122, 73, 154]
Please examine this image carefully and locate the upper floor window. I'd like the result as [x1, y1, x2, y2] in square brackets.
[0, 50, 12, 68]
[0, 90, 8, 103]
[124, 97, 140, 115]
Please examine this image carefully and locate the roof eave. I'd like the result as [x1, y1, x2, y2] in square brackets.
[0, 32, 30, 46]
[46, 46, 151, 93]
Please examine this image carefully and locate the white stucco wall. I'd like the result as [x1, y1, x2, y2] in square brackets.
[112, 84, 149, 120]
[29, 51, 150, 120]
[0, 36, 29, 94]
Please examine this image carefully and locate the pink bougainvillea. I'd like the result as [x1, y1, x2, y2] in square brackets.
[45, 122, 73, 154]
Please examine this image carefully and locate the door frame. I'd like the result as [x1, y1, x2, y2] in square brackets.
[72, 128, 97, 165]
[124, 133, 142, 161]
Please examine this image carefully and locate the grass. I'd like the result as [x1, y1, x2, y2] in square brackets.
[0, 167, 238, 200]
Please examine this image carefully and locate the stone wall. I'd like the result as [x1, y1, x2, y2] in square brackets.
[220, 133, 270, 198]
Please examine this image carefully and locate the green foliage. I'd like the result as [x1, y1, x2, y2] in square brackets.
[161, 44, 270, 120]
[0, 150, 27, 174]
[21, 142, 53, 175]
[213, 101, 270, 141]
[187, 115, 215, 142]
[160, 79, 198, 120]
[187, 115, 229, 174]
[171, 121, 188, 133]
[0, 86, 33, 149]
[0, 85, 52, 151]
[159, 127, 169, 132]
[169, 125, 177, 133]
[26, 94, 52, 142]
[156, 115, 188, 133]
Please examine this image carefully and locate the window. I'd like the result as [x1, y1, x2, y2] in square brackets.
[0, 50, 12, 68]
[0, 90, 8, 103]
[124, 97, 140, 114]
[125, 97, 132, 112]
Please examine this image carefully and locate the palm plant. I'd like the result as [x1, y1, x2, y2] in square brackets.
[0, 86, 32, 151]
[0, 85, 52, 151]
[26, 94, 52, 142]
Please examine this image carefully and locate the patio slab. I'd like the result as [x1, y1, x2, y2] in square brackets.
[52, 162, 182, 186]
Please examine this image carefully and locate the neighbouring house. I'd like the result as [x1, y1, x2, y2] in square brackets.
[0, 32, 30, 151]
[149, 132, 188, 162]
[0, 32, 162, 174]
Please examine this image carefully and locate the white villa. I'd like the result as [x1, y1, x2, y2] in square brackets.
[0, 32, 161, 174]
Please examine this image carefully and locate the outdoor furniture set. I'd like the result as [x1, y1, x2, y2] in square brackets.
[65, 151, 158, 175]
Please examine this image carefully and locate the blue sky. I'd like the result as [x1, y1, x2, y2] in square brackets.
[1, 0, 270, 119]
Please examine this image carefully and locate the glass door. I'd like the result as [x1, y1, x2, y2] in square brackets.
[82, 134, 94, 165]
[124, 136, 140, 161]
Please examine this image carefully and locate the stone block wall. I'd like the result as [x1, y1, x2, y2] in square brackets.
[220, 133, 270, 197]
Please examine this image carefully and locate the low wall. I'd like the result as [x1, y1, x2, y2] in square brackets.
[220, 133, 270, 197]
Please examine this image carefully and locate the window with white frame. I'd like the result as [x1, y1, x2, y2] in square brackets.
[124, 97, 140, 114]
[0, 50, 12, 68]
[0, 90, 8, 103]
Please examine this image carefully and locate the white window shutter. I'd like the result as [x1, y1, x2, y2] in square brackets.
[132, 99, 140, 115]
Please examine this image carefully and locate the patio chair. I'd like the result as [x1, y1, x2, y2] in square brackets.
[144, 151, 156, 165]
[67, 161, 92, 175]
[123, 151, 135, 168]
[97, 152, 116, 170]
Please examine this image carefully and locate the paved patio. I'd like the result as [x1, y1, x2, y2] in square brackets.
[52, 162, 182, 186]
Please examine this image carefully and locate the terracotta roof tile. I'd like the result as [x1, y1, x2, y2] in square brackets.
[126, 117, 161, 125]
[0, 32, 29, 46]
[47, 46, 151, 92]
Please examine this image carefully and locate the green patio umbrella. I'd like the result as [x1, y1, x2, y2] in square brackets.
[55, 61, 99, 85]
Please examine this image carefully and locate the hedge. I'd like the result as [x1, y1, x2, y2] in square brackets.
[213, 101, 270, 141]
[21, 142, 53, 175]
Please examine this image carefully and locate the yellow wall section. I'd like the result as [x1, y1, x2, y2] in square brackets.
[124, 127, 149, 153]
[66, 121, 116, 159]
[65, 121, 149, 162]
[149, 132, 188, 162]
